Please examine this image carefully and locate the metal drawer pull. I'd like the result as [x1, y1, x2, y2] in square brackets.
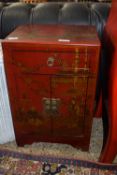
[47, 57, 55, 67]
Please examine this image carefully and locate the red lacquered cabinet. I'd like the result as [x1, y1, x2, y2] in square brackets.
[2, 25, 100, 150]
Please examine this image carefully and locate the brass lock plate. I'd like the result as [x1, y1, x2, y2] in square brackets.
[42, 97, 60, 116]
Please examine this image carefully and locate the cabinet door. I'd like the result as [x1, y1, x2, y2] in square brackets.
[13, 71, 52, 137]
[51, 74, 88, 138]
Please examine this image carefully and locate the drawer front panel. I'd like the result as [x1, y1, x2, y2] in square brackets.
[11, 49, 96, 75]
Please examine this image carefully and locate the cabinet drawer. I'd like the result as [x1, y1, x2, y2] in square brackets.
[11, 49, 96, 75]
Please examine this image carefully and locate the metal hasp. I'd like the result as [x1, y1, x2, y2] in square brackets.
[43, 97, 60, 116]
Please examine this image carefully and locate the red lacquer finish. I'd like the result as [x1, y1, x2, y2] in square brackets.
[99, 0, 117, 163]
[2, 25, 100, 150]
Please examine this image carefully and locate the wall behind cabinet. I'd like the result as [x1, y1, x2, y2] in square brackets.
[0, 44, 15, 144]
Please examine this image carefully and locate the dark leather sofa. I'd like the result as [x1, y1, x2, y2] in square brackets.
[0, 2, 111, 39]
[0, 2, 111, 118]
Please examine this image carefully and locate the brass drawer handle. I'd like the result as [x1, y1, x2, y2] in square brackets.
[47, 57, 55, 67]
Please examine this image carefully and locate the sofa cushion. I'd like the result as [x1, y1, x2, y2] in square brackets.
[31, 2, 62, 24]
[1, 3, 33, 38]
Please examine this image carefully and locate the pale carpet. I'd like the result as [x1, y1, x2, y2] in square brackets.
[0, 118, 117, 163]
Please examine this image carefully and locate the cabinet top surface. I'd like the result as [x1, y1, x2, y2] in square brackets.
[4, 24, 100, 46]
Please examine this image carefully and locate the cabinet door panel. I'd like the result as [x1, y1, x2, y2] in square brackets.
[51, 75, 88, 138]
[14, 73, 51, 136]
